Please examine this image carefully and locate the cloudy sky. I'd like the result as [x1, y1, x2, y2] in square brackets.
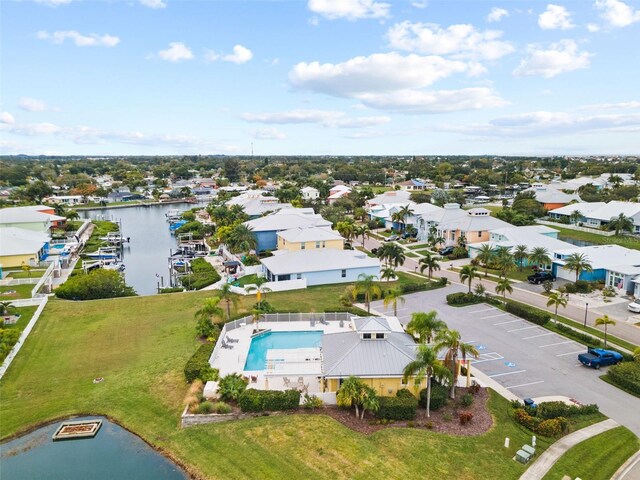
[1, 0, 639, 156]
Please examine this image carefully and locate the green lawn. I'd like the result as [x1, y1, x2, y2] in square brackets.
[82, 220, 120, 253]
[405, 251, 418, 258]
[481, 267, 531, 282]
[416, 249, 436, 256]
[542, 427, 639, 480]
[552, 225, 640, 251]
[6, 270, 46, 279]
[234, 274, 258, 287]
[406, 243, 432, 250]
[0, 284, 35, 299]
[0, 279, 569, 479]
[1, 306, 38, 362]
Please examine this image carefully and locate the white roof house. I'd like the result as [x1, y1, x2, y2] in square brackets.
[367, 190, 412, 207]
[0, 227, 50, 256]
[549, 201, 640, 233]
[301, 186, 320, 200]
[469, 225, 573, 259]
[277, 225, 343, 244]
[524, 186, 581, 205]
[0, 207, 65, 234]
[553, 244, 640, 272]
[244, 208, 331, 233]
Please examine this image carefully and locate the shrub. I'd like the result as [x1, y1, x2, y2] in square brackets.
[459, 411, 473, 425]
[419, 384, 448, 410]
[184, 343, 218, 383]
[442, 413, 452, 422]
[542, 280, 553, 294]
[302, 393, 324, 409]
[460, 393, 474, 407]
[158, 287, 185, 294]
[505, 302, 550, 326]
[376, 396, 418, 420]
[197, 401, 214, 414]
[536, 418, 567, 437]
[212, 402, 232, 414]
[401, 283, 428, 294]
[554, 324, 601, 347]
[181, 258, 221, 290]
[55, 269, 137, 300]
[446, 292, 482, 306]
[607, 361, 640, 396]
[514, 408, 540, 431]
[536, 401, 599, 419]
[425, 421, 434, 429]
[218, 373, 248, 402]
[438, 277, 448, 286]
[469, 383, 481, 395]
[396, 388, 415, 399]
[238, 389, 301, 412]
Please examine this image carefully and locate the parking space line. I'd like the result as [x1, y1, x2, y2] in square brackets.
[489, 370, 526, 378]
[471, 356, 504, 364]
[539, 341, 575, 348]
[481, 313, 511, 319]
[557, 350, 586, 357]
[494, 319, 520, 325]
[508, 326, 538, 332]
[522, 332, 555, 340]
[506, 380, 545, 389]
[468, 307, 498, 314]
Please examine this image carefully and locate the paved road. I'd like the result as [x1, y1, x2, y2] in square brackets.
[362, 235, 640, 347]
[371, 287, 640, 436]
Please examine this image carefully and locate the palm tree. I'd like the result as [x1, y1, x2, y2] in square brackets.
[406, 311, 446, 344]
[194, 296, 224, 327]
[0, 301, 15, 316]
[459, 265, 478, 294]
[529, 247, 551, 271]
[380, 266, 396, 283]
[564, 252, 593, 283]
[403, 345, 452, 417]
[595, 315, 616, 348]
[245, 276, 272, 303]
[569, 209, 582, 225]
[21, 263, 32, 278]
[352, 273, 382, 314]
[65, 210, 80, 221]
[608, 213, 634, 236]
[355, 224, 370, 246]
[376, 243, 405, 268]
[495, 277, 513, 300]
[398, 205, 414, 232]
[513, 245, 528, 272]
[53, 203, 66, 216]
[336, 376, 367, 419]
[383, 288, 405, 317]
[359, 385, 379, 420]
[475, 244, 495, 277]
[336, 221, 355, 243]
[391, 211, 404, 232]
[436, 329, 480, 399]
[218, 283, 239, 320]
[608, 174, 623, 188]
[419, 253, 440, 281]
[546, 292, 568, 325]
[228, 224, 257, 253]
[494, 247, 515, 278]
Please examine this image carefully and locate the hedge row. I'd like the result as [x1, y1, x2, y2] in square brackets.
[238, 389, 301, 412]
[446, 292, 483, 306]
[375, 396, 418, 420]
[554, 323, 601, 348]
[606, 362, 640, 396]
[505, 302, 550, 326]
[536, 401, 599, 419]
[181, 258, 221, 290]
[184, 343, 217, 383]
[514, 408, 568, 437]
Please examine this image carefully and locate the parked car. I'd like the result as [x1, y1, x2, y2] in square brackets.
[578, 347, 623, 369]
[527, 271, 556, 284]
[628, 301, 640, 313]
[439, 246, 454, 255]
[384, 235, 399, 242]
[402, 230, 418, 239]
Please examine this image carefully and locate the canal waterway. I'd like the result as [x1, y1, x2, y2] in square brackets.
[0, 417, 187, 480]
[80, 203, 199, 296]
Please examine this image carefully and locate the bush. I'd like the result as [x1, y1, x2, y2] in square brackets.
[554, 324, 601, 347]
[55, 269, 137, 300]
[607, 362, 640, 396]
[446, 292, 482, 306]
[396, 388, 415, 399]
[459, 411, 473, 425]
[238, 389, 301, 412]
[505, 302, 550, 326]
[184, 343, 218, 383]
[419, 384, 448, 410]
[197, 401, 214, 414]
[469, 383, 481, 395]
[302, 393, 324, 409]
[514, 408, 540, 431]
[218, 373, 248, 402]
[158, 287, 185, 294]
[375, 396, 418, 420]
[212, 402, 232, 414]
[400, 283, 428, 294]
[181, 258, 221, 290]
[536, 417, 567, 437]
[460, 393, 474, 407]
[536, 401, 599, 419]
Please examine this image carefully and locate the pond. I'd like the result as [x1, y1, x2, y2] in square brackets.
[0, 417, 188, 480]
[80, 203, 205, 296]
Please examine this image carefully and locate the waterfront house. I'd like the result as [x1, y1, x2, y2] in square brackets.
[276, 225, 344, 251]
[0, 207, 65, 234]
[524, 185, 581, 211]
[0, 227, 50, 267]
[226, 190, 292, 218]
[548, 201, 640, 233]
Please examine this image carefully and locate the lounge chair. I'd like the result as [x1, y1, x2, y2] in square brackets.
[221, 341, 231, 349]
[226, 336, 239, 343]
[283, 377, 291, 387]
[250, 375, 258, 383]
[297, 377, 304, 386]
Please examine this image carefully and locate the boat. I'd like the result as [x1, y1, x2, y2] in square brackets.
[165, 209, 183, 221]
[169, 220, 188, 231]
[85, 247, 120, 260]
[99, 232, 130, 246]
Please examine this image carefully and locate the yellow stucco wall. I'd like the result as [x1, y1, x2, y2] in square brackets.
[277, 237, 344, 251]
[326, 377, 426, 397]
[0, 253, 38, 268]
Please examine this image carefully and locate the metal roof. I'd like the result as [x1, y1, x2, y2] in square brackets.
[261, 249, 380, 275]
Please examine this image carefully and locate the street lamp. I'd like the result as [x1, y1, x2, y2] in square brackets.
[584, 302, 589, 328]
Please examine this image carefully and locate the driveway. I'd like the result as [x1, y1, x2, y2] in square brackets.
[593, 300, 640, 325]
[371, 287, 640, 436]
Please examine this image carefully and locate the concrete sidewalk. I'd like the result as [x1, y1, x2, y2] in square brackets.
[519, 419, 619, 480]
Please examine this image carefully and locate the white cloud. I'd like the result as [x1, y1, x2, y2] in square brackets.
[140, 0, 166, 8]
[37, 30, 120, 47]
[307, 0, 390, 20]
[3, 122, 62, 136]
[1, 112, 15, 124]
[241, 109, 390, 128]
[587, 23, 601, 32]
[487, 7, 509, 22]
[513, 40, 591, 78]
[595, 0, 640, 27]
[579, 100, 640, 110]
[387, 22, 514, 61]
[250, 128, 286, 140]
[206, 45, 253, 64]
[19, 97, 59, 112]
[411, 1, 428, 8]
[157, 42, 194, 62]
[308, 16, 320, 26]
[33, 0, 74, 6]
[538, 4, 575, 30]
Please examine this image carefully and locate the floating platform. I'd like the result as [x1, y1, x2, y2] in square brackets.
[52, 420, 102, 441]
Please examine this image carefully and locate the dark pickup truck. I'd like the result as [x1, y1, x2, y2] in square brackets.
[578, 348, 623, 369]
[527, 272, 556, 284]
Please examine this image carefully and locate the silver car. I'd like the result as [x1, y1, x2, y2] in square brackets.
[628, 301, 640, 313]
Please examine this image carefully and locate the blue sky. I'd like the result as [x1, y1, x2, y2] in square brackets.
[1, 0, 639, 156]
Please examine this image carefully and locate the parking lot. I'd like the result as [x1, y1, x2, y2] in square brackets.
[371, 286, 640, 436]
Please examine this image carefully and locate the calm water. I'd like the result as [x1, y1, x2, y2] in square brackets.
[558, 236, 595, 247]
[244, 330, 323, 370]
[80, 203, 200, 295]
[0, 417, 187, 480]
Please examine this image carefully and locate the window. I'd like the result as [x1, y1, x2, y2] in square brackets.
[301, 242, 305, 250]
[322, 241, 326, 248]
[341, 269, 346, 278]
[363, 333, 372, 339]
[478, 231, 482, 238]
[296, 273, 302, 280]
[375, 333, 385, 339]
[316, 241, 321, 249]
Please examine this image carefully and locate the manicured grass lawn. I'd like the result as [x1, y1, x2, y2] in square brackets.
[0, 284, 35, 299]
[234, 274, 258, 287]
[0, 278, 566, 479]
[553, 226, 640, 251]
[416, 249, 436, 256]
[542, 426, 639, 480]
[405, 251, 418, 258]
[482, 267, 532, 282]
[0, 306, 38, 362]
[6, 270, 46, 279]
[82, 220, 120, 253]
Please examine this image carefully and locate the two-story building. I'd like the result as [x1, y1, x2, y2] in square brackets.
[277, 226, 344, 251]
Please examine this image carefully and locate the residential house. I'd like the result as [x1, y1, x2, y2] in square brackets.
[261, 249, 380, 286]
[0, 207, 65, 234]
[398, 179, 428, 191]
[45, 195, 85, 206]
[301, 186, 320, 201]
[227, 190, 292, 218]
[327, 185, 352, 205]
[0, 227, 50, 267]
[548, 201, 640, 233]
[107, 189, 144, 203]
[366, 190, 412, 208]
[244, 208, 332, 252]
[524, 185, 581, 211]
[277, 226, 344, 251]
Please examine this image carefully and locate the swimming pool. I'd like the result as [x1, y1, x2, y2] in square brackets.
[244, 331, 323, 371]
